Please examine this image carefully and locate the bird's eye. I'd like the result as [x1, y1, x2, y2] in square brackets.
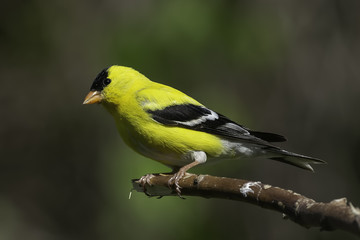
[103, 78, 111, 86]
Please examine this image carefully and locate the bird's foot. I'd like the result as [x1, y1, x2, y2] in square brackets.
[139, 174, 155, 196]
[168, 170, 186, 199]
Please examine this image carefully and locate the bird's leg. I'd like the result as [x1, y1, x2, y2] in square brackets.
[168, 161, 199, 194]
[168, 151, 207, 197]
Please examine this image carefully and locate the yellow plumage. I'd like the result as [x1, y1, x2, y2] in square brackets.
[91, 66, 223, 167]
[83, 65, 325, 194]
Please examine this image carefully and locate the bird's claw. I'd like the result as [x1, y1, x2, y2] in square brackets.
[168, 171, 186, 199]
[139, 174, 155, 196]
[139, 171, 186, 198]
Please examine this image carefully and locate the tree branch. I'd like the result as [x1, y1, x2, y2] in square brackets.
[131, 174, 360, 236]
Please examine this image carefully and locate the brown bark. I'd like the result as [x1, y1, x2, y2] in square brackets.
[132, 173, 360, 236]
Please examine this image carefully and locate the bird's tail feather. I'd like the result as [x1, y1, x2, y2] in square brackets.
[269, 150, 326, 172]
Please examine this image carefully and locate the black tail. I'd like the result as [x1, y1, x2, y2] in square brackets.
[269, 150, 326, 172]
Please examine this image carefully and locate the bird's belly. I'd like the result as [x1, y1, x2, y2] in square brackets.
[116, 118, 265, 167]
[135, 144, 192, 167]
[126, 136, 264, 168]
[117, 120, 225, 167]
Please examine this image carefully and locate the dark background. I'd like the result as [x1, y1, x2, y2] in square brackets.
[1, 1, 359, 239]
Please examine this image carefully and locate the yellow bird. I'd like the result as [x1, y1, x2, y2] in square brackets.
[83, 65, 325, 194]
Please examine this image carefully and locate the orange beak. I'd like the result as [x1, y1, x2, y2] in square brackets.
[83, 91, 103, 104]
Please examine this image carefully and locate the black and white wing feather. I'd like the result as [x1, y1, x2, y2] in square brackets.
[146, 104, 286, 144]
[147, 103, 325, 171]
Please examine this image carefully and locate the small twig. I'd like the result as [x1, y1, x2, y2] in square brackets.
[131, 173, 360, 236]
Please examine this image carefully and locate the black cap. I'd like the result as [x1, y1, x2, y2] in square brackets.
[90, 67, 111, 91]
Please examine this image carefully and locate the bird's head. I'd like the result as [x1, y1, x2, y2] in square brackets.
[83, 65, 148, 105]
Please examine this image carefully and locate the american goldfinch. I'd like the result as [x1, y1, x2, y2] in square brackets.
[83, 65, 325, 194]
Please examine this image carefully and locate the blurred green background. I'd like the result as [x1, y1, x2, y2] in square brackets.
[1, 0, 359, 239]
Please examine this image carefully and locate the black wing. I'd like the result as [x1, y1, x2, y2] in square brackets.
[147, 104, 286, 143]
